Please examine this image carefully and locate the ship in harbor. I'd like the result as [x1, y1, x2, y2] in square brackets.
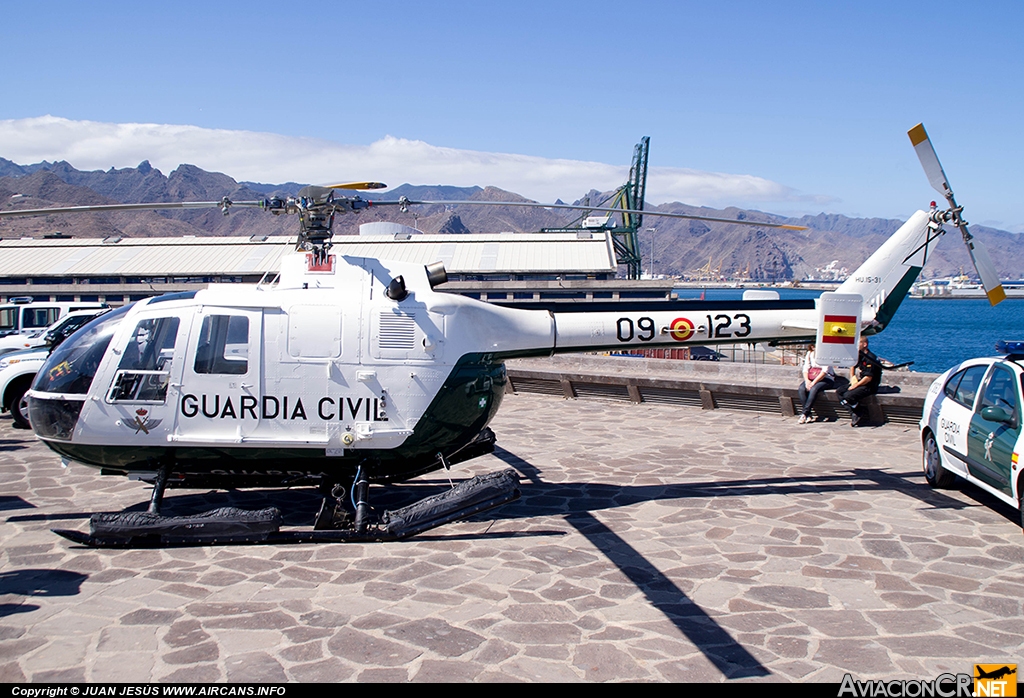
[911, 272, 1024, 299]
[799, 259, 849, 286]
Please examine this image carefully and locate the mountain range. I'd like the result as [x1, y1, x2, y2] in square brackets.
[1, 157, 1020, 281]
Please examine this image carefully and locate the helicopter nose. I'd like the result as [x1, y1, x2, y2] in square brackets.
[28, 393, 85, 442]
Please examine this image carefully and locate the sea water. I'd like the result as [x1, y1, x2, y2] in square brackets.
[672, 288, 1024, 374]
[870, 298, 1024, 373]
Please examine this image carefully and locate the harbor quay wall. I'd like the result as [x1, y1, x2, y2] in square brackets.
[505, 354, 938, 425]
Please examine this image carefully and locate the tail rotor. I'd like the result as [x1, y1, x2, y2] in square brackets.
[908, 123, 1005, 305]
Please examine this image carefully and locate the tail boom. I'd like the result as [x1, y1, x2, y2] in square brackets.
[836, 210, 931, 333]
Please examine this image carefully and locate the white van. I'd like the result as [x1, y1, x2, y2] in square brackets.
[0, 298, 107, 339]
[0, 308, 110, 357]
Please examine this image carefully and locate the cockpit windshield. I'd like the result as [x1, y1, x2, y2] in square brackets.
[32, 305, 133, 395]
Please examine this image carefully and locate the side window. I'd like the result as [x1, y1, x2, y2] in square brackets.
[951, 365, 988, 409]
[108, 317, 180, 403]
[944, 370, 965, 401]
[194, 315, 249, 375]
[24, 307, 59, 329]
[979, 365, 1018, 419]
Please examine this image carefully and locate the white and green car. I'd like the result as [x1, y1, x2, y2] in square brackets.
[920, 342, 1024, 525]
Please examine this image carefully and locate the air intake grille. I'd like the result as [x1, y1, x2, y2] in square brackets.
[882, 405, 923, 425]
[379, 313, 416, 350]
[511, 377, 564, 396]
[639, 387, 703, 407]
[713, 393, 780, 414]
[572, 382, 631, 402]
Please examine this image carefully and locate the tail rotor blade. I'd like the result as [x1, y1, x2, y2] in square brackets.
[908, 123, 1004, 305]
[963, 231, 1006, 305]
[908, 123, 953, 199]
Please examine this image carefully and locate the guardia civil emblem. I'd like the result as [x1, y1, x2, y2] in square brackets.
[123, 408, 162, 435]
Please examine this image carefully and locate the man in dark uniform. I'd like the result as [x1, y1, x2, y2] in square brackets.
[836, 336, 883, 427]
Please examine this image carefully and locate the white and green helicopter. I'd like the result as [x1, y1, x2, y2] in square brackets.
[0, 125, 1000, 546]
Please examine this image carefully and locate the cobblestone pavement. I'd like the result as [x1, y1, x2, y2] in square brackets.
[1, 394, 1022, 683]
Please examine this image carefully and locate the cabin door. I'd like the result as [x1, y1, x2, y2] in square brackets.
[173, 307, 263, 443]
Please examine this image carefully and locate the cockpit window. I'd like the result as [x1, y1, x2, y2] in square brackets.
[32, 305, 132, 395]
[118, 317, 179, 371]
[108, 317, 181, 403]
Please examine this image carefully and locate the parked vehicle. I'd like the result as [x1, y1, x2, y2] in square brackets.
[0, 307, 110, 357]
[0, 308, 110, 428]
[0, 298, 107, 341]
[919, 340, 1024, 525]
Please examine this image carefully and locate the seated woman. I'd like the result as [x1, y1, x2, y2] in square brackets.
[797, 342, 836, 423]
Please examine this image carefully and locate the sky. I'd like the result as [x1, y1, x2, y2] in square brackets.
[1, 1, 1022, 230]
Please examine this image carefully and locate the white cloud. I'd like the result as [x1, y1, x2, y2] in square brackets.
[0, 115, 820, 210]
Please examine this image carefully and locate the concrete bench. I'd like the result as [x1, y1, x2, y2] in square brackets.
[505, 355, 937, 426]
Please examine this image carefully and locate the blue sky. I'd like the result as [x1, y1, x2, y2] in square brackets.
[2, 1, 1022, 229]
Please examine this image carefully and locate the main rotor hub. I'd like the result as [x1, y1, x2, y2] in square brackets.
[295, 186, 341, 251]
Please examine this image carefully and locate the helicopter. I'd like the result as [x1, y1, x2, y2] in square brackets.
[0, 125, 1000, 547]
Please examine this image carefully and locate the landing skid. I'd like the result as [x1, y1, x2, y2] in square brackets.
[52, 469, 521, 548]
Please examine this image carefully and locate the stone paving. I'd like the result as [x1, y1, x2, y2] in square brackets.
[1, 394, 1023, 683]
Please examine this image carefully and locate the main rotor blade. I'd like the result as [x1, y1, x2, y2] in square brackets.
[0, 200, 265, 218]
[962, 229, 1006, 305]
[326, 181, 388, 190]
[908, 123, 953, 201]
[0, 195, 808, 231]
[403, 200, 808, 230]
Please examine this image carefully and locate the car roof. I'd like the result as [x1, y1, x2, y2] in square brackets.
[949, 356, 1024, 375]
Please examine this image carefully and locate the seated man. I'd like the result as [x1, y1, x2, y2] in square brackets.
[836, 336, 883, 427]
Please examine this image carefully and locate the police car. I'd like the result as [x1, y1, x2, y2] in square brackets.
[920, 341, 1024, 525]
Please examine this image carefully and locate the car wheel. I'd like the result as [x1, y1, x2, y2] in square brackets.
[923, 431, 955, 488]
[10, 385, 30, 429]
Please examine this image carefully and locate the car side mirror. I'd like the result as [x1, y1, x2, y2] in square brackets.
[981, 406, 1014, 424]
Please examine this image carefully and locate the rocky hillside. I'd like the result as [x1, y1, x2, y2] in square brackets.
[0, 158, 1020, 280]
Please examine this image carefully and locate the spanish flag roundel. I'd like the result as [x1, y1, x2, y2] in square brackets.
[670, 317, 695, 342]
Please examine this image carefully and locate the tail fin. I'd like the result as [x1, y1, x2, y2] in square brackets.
[836, 210, 932, 333]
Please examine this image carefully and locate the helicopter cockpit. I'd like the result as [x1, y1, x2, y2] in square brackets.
[106, 314, 181, 403]
[30, 304, 133, 440]
[28, 289, 258, 450]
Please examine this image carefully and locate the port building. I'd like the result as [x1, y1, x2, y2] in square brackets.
[0, 228, 674, 304]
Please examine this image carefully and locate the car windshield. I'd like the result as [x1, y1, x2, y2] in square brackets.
[32, 305, 133, 395]
[45, 310, 106, 345]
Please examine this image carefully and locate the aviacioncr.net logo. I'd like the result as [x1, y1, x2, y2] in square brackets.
[974, 665, 1017, 697]
[838, 673, 973, 698]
